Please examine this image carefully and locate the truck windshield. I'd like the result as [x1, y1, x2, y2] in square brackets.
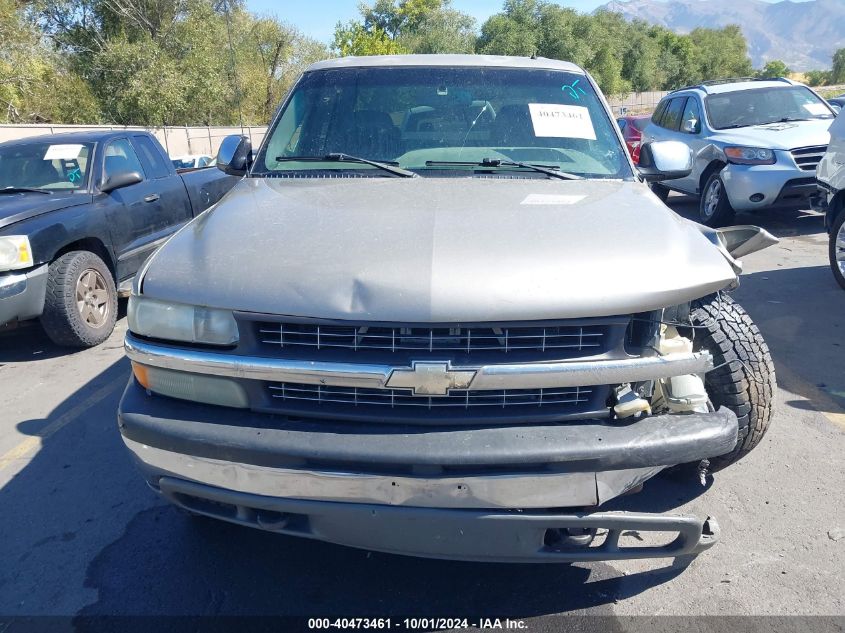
[705, 86, 834, 130]
[255, 66, 630, 179]
[0, 141, 94, 191]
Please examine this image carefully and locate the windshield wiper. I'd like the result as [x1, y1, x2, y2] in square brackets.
[0, 187, 50, 195]
[425, 158, 583, 181]
[273, 153, 417, 178]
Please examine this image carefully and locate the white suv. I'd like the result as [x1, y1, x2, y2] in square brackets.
[643, 78, 836, 226]
[818, 110, 845, 288]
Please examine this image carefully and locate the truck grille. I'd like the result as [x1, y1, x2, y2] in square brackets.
[252, 320, 616, 363]
[790, 145, 827, 172]
[263, 381, 608, 424]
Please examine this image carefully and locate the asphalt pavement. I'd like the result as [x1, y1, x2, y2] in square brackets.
[0, 195, 843, 628]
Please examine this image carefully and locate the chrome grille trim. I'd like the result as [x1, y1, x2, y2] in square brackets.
[268, 383, 592, 409]
[790, 145, 828, 172]
[125, 334, 714, 392]
[256, 322, 605, 353]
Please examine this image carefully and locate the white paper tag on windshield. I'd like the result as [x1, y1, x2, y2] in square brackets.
[803, 103, 830, 116]
[43, 144, 84, 160]
[528, 104, 596, 140]
[521, 194, 586, 206]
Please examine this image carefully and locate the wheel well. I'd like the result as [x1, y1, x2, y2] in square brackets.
[699, 161, 726, 195]
[54, 238, 115, 279]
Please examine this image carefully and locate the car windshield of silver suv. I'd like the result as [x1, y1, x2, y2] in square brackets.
[119, 55, 778, 565]
[252, 66, 629, 180]
[705, 86, 834, 129]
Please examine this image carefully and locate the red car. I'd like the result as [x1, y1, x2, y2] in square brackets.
[616, 114, 651, 164]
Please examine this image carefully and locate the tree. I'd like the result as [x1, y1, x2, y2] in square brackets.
[832, 48, 845, 84]
[333, 21, 406, 56]
[333, 0, 476, 57]
[32, 0, 327, 125]
[1, 0, 99, 122]
[804, 69, 832, 87]
[688, 25, 754, 81]
[758, 59, 790, 79]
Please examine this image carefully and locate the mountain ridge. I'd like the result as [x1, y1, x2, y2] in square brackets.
[599, 0, 845, 71]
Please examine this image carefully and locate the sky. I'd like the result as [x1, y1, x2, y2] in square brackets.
[245, 0, 812, 43]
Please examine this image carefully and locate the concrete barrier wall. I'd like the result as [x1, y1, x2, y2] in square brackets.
[0, 124, 268, 158]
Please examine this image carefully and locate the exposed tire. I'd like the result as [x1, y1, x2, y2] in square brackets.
[699, 171, 735, 227]
[828, 207, 845, 290]
[40, 250, 117, 348]
[689, 294, 775, 470]
[650, 183, 671, 203]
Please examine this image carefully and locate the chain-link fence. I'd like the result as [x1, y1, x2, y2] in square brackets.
[0, 124, 268, 159]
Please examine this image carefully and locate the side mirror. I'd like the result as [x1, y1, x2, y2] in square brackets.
[101, 171, 143, 193]
[216, 135, 252, 176]
[638, 141, 693, 182]
[832, 104, 842, 116]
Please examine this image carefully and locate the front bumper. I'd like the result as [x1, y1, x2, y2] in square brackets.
[157, 476, 720, 563]
[0, 264, 48, 326]
[722, 161, 822, 212]
[119, 379, 737, 561]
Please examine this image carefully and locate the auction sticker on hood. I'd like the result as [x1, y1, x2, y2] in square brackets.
[529, 104, 596, 140]
[521, 193, 587, 205]
[44, 144, 84, 160]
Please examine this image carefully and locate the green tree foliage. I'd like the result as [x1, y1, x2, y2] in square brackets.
[31, 0, 327, 125]
[475, 0, 756, 95]
[333, 0, 476, 56]
[687, 25, 753, 81]
[758, 59, 790, 79]
[333, 21, 407, 56]
[1, 0, 99, 122]
[832, 48, 845, 84]
[804, 69, 832, 87]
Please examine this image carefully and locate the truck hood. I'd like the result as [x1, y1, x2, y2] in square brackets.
[714, 118, 831, 150]
[0, 191, 92, 231]
[140, 177, 738, 321]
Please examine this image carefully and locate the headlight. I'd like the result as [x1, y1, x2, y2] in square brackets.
[0, 236, 34, 272]
[127, 295, 238, 345]
[724, 146, 776, 165]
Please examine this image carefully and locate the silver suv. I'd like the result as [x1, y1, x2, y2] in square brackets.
[644, 78, 836, 226]
[119, 55, 778, 564]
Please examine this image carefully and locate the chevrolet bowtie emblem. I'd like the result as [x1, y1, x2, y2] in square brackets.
[385, 361, 477, 396]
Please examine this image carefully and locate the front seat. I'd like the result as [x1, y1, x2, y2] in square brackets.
[492, 104, 537, 147]
[345, 110, 401, 161]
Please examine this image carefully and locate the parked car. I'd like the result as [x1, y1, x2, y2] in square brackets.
[119, 55, 778, 564]
[171, 154, 214, 170]
[817, 108, 845, 288]
[616, 114, 651, 163]
[643, 78, 836, 226]
[0, 131, 237, 346]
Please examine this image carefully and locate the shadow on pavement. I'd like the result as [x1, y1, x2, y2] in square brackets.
[0, 302, 127, 364]
[665, 194, 826, 239]
[0, 360, 703, 620]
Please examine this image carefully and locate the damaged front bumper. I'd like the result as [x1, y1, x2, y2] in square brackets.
[118, 378, 737, 562]
[157, 476, 721, 563]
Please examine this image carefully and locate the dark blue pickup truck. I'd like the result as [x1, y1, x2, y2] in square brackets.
[0, 130, 237, 347]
